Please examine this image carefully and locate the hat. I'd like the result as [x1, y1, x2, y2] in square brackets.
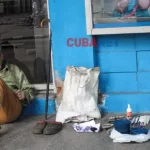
[114, 119, 131, 134]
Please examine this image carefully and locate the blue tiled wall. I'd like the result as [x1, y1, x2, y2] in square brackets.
[95, 52, 137, 73]
[99, 73, 137, 93]
[49, 0, 150, 113]
[96, 34, 150, 94]
[96, 34, 150, 113]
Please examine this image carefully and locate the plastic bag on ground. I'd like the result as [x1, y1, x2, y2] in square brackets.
[110, 128, 150, 143]
[73, 120, 100, 133]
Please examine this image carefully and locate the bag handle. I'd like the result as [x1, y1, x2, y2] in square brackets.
[78, 69, 91, 88]
[68, 67, 91, 88]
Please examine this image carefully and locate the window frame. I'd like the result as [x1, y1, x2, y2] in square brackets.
[33, 48, 56, 93]
[34, 0, 56, 93]
[0, 0, 56, 94]
[85, 0, 150, 35]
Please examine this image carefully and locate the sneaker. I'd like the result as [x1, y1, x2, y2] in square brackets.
[43, 121, 63, 135]
[33, 120, 47, 134]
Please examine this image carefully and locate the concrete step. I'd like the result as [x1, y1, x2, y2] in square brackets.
[22, 97, 56, 116]
[100, 93, 150, 113]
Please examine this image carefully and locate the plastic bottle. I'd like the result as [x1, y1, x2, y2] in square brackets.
[126, 104, 132, 118]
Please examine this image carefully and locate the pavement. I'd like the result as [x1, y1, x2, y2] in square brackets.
[0, 114, 150, 150]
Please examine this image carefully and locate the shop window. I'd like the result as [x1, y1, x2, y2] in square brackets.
[85, 0, 150, 35]
[0, 0, 54, 91]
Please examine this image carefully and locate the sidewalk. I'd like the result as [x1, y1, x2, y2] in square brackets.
[0, 115, 150, 150]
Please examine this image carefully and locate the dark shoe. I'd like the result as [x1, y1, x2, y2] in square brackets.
[33, 120, 47, 134]
[43, 121, 63, 135]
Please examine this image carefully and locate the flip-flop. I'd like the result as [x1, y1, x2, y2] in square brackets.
[33, 120, 47, 134]
[43, 121, 63, 135]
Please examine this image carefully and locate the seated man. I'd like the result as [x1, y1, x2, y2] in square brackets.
[0, 42, 35, 124]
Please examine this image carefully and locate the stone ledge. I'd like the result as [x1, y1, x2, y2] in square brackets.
[22, 97, 56, 116]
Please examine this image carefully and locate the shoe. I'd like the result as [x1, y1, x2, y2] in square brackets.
[43, 121, 63, 135]
[33, 120, 47, 134]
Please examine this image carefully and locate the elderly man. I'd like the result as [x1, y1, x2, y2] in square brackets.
[0, 42, 35, 124]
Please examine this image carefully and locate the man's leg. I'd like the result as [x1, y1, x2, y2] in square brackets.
[0, 79, 22, 124]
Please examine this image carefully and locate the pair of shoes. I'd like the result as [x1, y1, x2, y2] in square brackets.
[33, 120, 63, 135]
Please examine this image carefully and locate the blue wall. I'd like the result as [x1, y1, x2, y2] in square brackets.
[96, 34, 150, 113]
[22, 98, 56, 116]
[49, 0, 94, 79]
[49, 0, 150, 113]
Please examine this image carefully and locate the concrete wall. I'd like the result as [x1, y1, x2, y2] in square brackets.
[49, 0, 150, 113]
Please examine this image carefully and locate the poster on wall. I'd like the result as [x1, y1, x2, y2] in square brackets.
[85, 0, 150, 34]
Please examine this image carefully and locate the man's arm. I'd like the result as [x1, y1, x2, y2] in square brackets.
[16, 65, 36, 105]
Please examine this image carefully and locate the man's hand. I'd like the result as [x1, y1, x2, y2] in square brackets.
[15, 90, 25, 101]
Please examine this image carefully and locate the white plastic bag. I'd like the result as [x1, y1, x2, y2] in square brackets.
[73, 120, 101, 133]
[110, 128, 150, 143]
[56, 66, 101, 123]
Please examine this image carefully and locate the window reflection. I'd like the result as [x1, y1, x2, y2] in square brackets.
[0, 0, 51, 84]
[92, 0, 150, 24]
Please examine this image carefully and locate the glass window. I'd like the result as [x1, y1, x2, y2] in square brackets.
[92, 0, 150, 24]
[0, 0, 52, 84]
